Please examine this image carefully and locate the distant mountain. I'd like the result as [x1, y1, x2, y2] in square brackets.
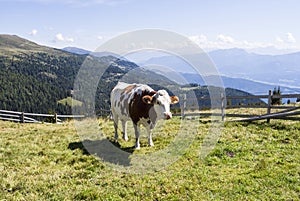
[181, 73, 300, 95]
[62, 47, 130, 61]
[62, 47, 91, 55]
[209, 48, 300, 88]
[63, 46, 300, 91]
[141, 48, 300, 90]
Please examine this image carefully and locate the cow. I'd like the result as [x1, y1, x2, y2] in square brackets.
[110, 82, 179, 149]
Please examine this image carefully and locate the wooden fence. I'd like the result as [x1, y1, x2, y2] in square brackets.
[1, 90, 300, 124]
[180, 90, 300, 122]
[0, 110, 84, 124]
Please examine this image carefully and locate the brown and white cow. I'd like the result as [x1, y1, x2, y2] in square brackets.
[110, 82, 179, 149]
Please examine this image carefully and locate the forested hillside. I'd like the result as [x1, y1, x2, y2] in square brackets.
[0, 35, 140, 114]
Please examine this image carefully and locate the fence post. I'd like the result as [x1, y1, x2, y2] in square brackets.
[54, 113, 58, 124]
[267, 90, 272, 123]
[221, 93, 225, 121]
[20, 112, 25, 123]
[181, 94, 187, 119]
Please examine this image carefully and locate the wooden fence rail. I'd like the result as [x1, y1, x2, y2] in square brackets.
[0, 110, 85, 124]
[180, 90, 300, 122]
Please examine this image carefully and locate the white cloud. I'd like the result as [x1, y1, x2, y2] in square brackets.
[189, 33, 300, 54]
[189, 34, 237, 50]
[189, 34, 213, 50]
[97, 35, 103, 40]
[189, 34, 207, 44]
[286, 32, 296, 43]
[216, 34, 234, 43]
[29, 29, 38, 36]
[275, 33, 296, 44]
[55, 33, 64, 41]
[55, 33, 74, 43]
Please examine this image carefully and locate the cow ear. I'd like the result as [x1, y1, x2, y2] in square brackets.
[170, 96, 179, 104]
[149, 91, 157, 96]
[142, 95, 153, 104]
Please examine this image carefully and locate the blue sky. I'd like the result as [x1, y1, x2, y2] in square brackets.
[1, 0, 300, 54]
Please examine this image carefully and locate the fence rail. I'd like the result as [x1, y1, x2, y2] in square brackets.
[0, 110, 85, 123]
[180, 90, 300, 122]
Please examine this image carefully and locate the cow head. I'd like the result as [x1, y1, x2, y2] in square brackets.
[142, 90, 179, 120]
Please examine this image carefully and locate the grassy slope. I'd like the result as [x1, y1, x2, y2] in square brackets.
[0, 34, 71, 57]
[0, 117, 299, 200]
[57, 97, 83, 107]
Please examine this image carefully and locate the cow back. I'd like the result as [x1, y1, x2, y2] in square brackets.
[111, 82, 155, 123]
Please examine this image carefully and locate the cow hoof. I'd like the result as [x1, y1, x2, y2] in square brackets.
[135, 146, 140, 150]
[148, 139, 154, 147]
[123, 136, 129, 141]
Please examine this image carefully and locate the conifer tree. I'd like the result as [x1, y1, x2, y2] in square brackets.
[272, 86, 282, 105]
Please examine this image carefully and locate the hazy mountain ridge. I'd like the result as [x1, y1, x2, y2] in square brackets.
[140, 48, 300, 91]
[181, 73, 300, 95]
[209, 48, 300, 87]
[62, 47, 91, 55]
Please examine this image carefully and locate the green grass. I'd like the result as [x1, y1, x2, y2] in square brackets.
[57, 97, 83, 107]
[0, 117, 299, 200]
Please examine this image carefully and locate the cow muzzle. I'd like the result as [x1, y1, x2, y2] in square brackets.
[164, 112, 172, 120]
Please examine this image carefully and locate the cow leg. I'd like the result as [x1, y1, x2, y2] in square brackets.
[121, 120, 128, 141]
[148, 130, 154, 147]
[113, 114, 119, 140]
[133, 123, 140, 149]
[147, 123, 154, 147]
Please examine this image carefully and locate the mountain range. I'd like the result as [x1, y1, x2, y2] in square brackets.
[63, 46, 300, 92]
[209, 48, 300, 89]
[60, 46, 298, 95]
[135, 48, 300, 95]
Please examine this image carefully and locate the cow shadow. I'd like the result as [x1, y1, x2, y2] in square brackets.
[68, 138, 135, 167]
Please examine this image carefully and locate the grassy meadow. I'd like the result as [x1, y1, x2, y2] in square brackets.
[0, 114, 299, 200]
